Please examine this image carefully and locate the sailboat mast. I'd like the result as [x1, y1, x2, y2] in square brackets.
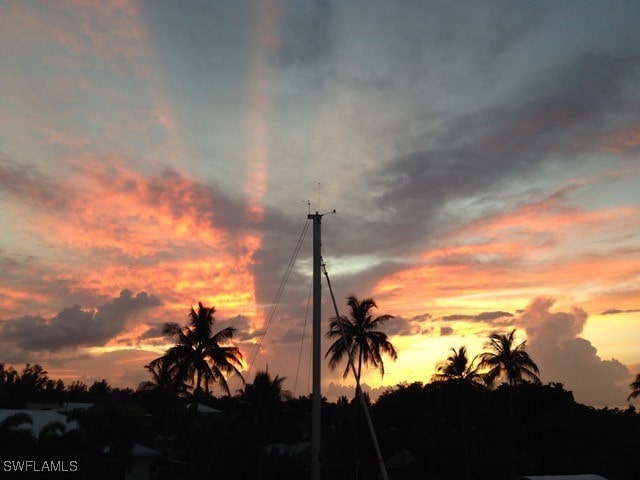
[308, 212, 322, 480]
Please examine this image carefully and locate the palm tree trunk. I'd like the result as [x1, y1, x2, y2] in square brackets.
[508, 386, 515, 476]
[354, 349, 363, 480]
[459, 398, 470, 480]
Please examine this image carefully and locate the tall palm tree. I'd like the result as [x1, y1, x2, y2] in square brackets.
[478, 330, 540, 387]
[153, 302, 244, 396]
[433, 346, 484, 387]
[325, 295, 397, 382]
[628, 373, 640, 401]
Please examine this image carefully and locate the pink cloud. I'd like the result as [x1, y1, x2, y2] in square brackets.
[375, 188, 640, 318]
[0, 159, 262, 326]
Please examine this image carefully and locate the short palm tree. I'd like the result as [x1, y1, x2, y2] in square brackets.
[0, 412, 33, 433]
[153, 302, 244, 396]
[325, 295, 397, 382]
[478, 329, 540, 387]
[139, 357, 189, 451]
[628, 373, 640, 401]
[0, 412, 36, 455]
[240, 370, 292, 420]
[433, 346, 484, 387]
[138, 357, 188, 399]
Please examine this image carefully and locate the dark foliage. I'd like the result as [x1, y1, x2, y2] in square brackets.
[1, 366, 639, 479]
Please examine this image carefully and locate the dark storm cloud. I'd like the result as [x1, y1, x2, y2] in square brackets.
[442, 314, 475, 321]
[273, 326, 306, 345]
[380, 313, 434, 337]
[382, 317, 420, 337]
[138, 324, 164, 340]
[0, 248, 138, 318]
[439, 326, 454, 336]
[375, 52, 640, 239]
[0, 290, 161, 352]
[476, 311, 514, 321]
[220, 314, 263, 342]
[442, 311, 514, 322]
[601, 308, 640, 315]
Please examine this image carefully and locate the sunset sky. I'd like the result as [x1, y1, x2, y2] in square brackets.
[1, 1, 639, 407]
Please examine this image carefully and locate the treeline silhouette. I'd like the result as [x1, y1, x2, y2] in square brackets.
[1, 299, 639, 479]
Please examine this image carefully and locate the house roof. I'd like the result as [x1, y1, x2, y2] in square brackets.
[0, 409, 79, 436]
[195, 403, 222, 414]
[130, 443, 161, 457]
[57, 402, 94, 412]
[512, 476, 608, 480]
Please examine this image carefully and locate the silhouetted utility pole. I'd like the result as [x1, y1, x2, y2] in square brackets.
[308, 212, 322, 480]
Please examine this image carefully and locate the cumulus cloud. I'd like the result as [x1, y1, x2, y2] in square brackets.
[518, 297, 631, 406]
[0, 290, 161, 352]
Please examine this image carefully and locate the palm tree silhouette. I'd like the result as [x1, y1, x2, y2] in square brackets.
[325, 295, 397, 383]
[153, 302, 244, 396]
[138, 357, 189, 450]
[0, 412, 36, 457]
[628, 373, 640, 401]
[478, 330, 539, 477]
[433, 346, 485, 479]
[433, 346, 484, 386]
[239, 370, 292, 429]
[0, 412, 33, 433]
[478, 329, 540, 387]
[138, 357, 189, 399]
[241, 371, 291, 410]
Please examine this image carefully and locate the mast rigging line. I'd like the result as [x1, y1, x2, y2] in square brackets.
[293, 271, 313, 397]
[321, 257, 390, 480]
[244, 218, 311, 376]
[203, 218, 311, 479]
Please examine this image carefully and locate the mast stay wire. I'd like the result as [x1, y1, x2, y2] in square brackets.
[321, 256, 390, 480]
[244, 218, 311, 375]
[293, 271, 313, 396]
[203, 218, 311, 479]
